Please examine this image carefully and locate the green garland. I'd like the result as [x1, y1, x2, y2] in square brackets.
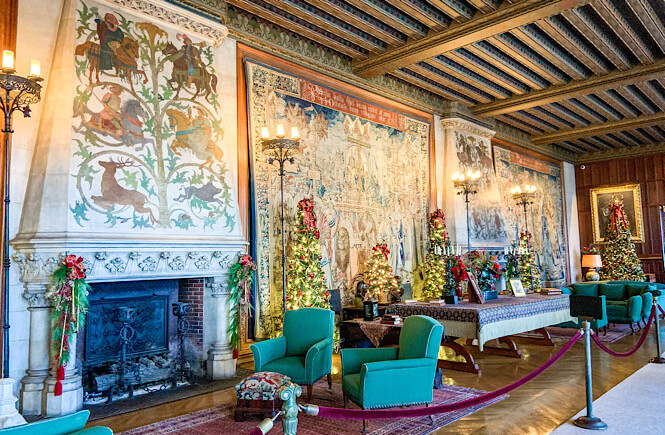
[227, 254, 256, 355]
[44, 255, 91, 396]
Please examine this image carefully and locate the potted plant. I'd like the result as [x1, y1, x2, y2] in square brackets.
[447, 255, 468, 304]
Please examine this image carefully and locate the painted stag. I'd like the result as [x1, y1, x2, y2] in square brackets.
[91, 158, 157, 224]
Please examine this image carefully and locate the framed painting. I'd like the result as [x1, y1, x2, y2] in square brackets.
[467, 273, 485, 304]
[590, 184, 644, 243]
[508, 278, 526, 297]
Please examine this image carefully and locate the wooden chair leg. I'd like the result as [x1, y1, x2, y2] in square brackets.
[343, 392, 348, 408]
[630, 323, 635, 334]
[426, 403, 434, 426]
[327, 373, 333, 389]
[306, 384, 313, 402]
[362, 407, 368, 434]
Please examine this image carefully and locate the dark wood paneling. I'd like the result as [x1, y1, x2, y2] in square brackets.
[575, 154, 665, 282]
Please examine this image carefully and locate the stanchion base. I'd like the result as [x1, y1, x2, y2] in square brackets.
[649, 356, 665, 364]
[574, 416, 608, 430]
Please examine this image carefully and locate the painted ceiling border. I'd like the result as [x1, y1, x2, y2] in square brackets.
[575, 142, 665, 164]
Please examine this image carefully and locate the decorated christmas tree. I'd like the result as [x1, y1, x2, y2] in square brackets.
[599, 197, 645, 281]
[285, 198, 330, 310]
[518, 232, 541, 292]
[422, 210, 448, 298]
[364, 243, 398, 300]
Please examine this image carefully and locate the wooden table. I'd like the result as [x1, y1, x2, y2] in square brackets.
[391, 294, 574, 374]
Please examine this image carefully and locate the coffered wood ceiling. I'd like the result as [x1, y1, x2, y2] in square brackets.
[228, 0, 665, 157]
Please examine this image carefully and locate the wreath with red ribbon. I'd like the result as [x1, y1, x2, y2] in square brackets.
[45, 255, 91, 396]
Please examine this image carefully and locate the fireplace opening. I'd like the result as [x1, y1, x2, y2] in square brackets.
[78, 279, 203, 404]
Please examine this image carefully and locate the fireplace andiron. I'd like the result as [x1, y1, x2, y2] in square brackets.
[171, 302, 193, 387]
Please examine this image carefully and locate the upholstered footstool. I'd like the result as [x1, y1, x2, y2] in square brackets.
[234, 371, 290, 422]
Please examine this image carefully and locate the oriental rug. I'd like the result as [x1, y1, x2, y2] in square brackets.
[120, 382, 505, 434]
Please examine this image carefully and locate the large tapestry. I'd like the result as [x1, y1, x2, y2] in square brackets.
[70, 0, 236, 233]
[247, 61, 430, 337]
[454, 130, 508, 246]
[494, 147, 567, 288]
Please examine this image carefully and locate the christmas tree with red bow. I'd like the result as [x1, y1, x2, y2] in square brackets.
[364, 243, 398, 300]
[599, 197, 645, 281]
[285, 198, 330, 310]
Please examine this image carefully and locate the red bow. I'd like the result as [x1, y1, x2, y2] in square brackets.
[373, 243, 390, 259]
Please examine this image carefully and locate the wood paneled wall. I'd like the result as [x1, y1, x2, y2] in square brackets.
[575, 154, 665, 282]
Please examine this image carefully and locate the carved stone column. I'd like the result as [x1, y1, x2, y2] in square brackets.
[206, 276, 236, 380]
[19, 284, 51, 416]
[43, 332, 82, 417]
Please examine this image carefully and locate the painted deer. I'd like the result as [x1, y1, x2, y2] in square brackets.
[91, 158, 157, 224]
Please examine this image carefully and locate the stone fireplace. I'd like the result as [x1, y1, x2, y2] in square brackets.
[9, 0, 244, 418]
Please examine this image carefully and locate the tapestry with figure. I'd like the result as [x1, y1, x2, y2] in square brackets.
[246, 60, 430, 338]
[70, 0, 237, 233]
[494, 147, 567, 288]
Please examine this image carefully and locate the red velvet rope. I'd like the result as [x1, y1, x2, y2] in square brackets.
[312, 331, 582, 420]
[659, 305, 665, 317]
[591, 306, 655, 358]
[249, 428, 263, 435]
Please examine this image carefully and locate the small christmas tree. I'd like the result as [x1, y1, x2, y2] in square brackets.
[599, 197, 645, 281]
[422, 210, 448, 298]
[364, 243, 398, 300]
[518, 232, 541, 292]
[285, 198, 330, 310]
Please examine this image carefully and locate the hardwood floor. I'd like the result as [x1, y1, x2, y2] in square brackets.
[90, 328, 661, 434]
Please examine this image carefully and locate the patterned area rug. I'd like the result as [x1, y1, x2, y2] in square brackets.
[120, 382, 505, 434]
[517, 324, 639, 343]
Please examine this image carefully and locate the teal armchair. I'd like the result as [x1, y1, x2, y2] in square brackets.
[341, 315, 443, 432]
[251, 307, 334, 401]
[0, 410, 112, 435]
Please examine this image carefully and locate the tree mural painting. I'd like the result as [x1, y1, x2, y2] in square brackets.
[71, 2, 234, 232]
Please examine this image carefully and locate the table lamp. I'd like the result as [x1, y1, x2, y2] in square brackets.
[581, 255, 602, 281]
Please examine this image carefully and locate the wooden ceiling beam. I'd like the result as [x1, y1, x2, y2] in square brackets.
[428, 0, 474, 23]
[546, 102, 590, 127]
[389, 70, 475, 104]
[578, 95, 619, 121]
[407, 63, 493, 103]
[593, 91, 635, 118]
[511, 110, 558, 132]
[353, 0, 592, 78]
[559, 98, 605, 123]
[581, 136, 614, 150]
[486, 34, 568, 85]
[598, 134, 628, 148]
[464, 42, 548, 89]
[532, 112, 665, 144]
[467, 0, 498, 14]
[591, 0, 653, 65]
[423, 56, 511, 98]
[444, 50, 529, 94]
[343, 0, 428, 38]
[497, 114, 545, 134]
[525, 107, 573, 129]
[555, 141, 587, 153]
[510, 25, 587, 80]
[561, 8, 631, 71]
[626, 0, 665, 54]
[636, 81, 665, 112]
[302, 0, 406, 47]
[267, 0, 386, 53]
[536, 16, 609, 75]
[228, 0, 368, 58]
[383, 0, 450, 30]
[615, 86, 655, 115]
[474, 58, 665, 117]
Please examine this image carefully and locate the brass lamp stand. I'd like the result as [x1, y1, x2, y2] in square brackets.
[511, 185, 536, 293]
[0, 50, 42, 377]
[259, 124, 300, 314]
[452, 170, 480, 253]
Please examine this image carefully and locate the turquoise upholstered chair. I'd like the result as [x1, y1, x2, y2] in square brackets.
[251, 307, 334, 401]
[0, 410, 112, 434]
[341, 315, 443, 432]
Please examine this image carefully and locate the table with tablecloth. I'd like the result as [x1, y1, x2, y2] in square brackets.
[393, 294, 574, 351]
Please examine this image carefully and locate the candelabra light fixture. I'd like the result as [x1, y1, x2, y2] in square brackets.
[511, 184, 537, 291]
[452, 169, 481, 253]
[1, 50, 42, 378]
[259, 124, 300, 313]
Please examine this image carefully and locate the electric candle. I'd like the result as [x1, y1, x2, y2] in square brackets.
[29, 60, 40, 77]
[2, 50, 14, 71]
[276, 124, 285, 138]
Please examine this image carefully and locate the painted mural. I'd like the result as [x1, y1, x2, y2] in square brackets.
[247, 61, 430, 337]
[454, 131, 508, 246]
[494, 147, 567, 288]
[70, 0, 236, 232]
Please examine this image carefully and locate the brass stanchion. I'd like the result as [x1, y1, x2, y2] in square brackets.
[650, 291, 665, 364]
[574, 319, 607, 430]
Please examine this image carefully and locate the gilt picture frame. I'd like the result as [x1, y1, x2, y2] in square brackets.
[590, 184, 644, 243]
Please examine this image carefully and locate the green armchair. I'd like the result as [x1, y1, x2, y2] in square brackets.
[0, 410, 112, 435]
[341, 315, 443, 431]
[251, 307, 334, 401]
